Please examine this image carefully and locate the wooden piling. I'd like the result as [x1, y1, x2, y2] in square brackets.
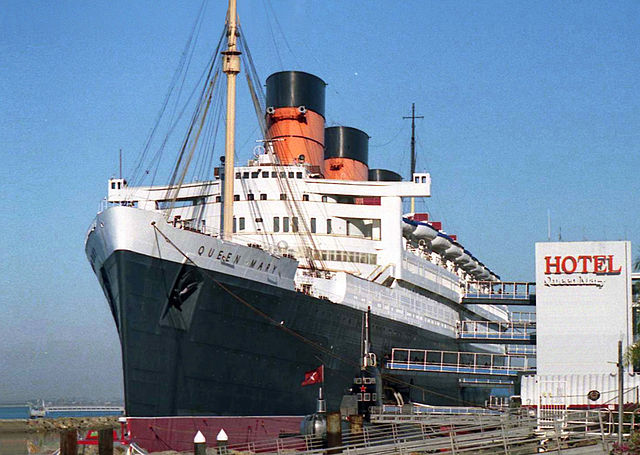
[326, 411, 342, 454]
[98, 428, 113, 455]
[60, 429, 77, 455]
[349, 414, 364, 445]
[194, 430, 207, 455]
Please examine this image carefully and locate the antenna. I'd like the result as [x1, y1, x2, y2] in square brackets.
[547, 209, 551, 241]
[403, 103, 424, 213]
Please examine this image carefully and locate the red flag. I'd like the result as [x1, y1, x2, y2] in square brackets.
[301, 365, 324, 386]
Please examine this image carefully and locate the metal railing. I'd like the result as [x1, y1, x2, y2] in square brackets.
[387, 347, 535, 376]
[457, 320, 535, 341]
[463, 280, 535, 300]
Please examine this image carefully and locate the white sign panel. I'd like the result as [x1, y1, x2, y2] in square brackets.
[535, 241, 632, 375]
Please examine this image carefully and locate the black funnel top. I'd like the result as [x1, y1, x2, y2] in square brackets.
[266, 71, 326, 118]
[324, 126, 369, 165]
[369, 169, 402, 181]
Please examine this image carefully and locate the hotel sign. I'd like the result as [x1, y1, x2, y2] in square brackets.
[535, 241, 632, 376]
[543, 254, 622, 288]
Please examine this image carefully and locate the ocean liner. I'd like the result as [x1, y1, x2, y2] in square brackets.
[85, 1, 511, 417]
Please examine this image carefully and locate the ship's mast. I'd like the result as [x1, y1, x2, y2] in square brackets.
[222, 0, 241, 240]
[403, 103, 423, 213]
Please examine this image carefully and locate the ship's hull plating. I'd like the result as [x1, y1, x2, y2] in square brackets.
[97, 248, 490, 416]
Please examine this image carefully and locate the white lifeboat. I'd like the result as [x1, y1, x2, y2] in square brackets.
[443, 240, 463, 260]
[401, 218, 417, 237]
[430, 232, 453, 254]
[462, 254, 483, 273]
[474, 264, 492, 280]
[453, 251, 472, 267]
[412, 221, 438, 242]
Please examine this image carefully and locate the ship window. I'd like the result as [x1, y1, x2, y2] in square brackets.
[243, 171, 249, 178]
[355, 378, 362, 384]
[302, 194, 309, 201]
[215, 196, 221, 202]
[111, 182, 116, 189]
[233, 217, 237, 233]
[260, 194, 267, 200]
[273, 217, 279, 232]
[372, 393, 377, 401]
[322, 195, 328, 202]
[422, 176, 426, 183]
[283, 217, 290, 232]
[236, 172, 241, 179]
[280, 194, 287, 200]
[292, 217, 299, 233]
[271, 171, 278, 178]
[357, 393, 363, 402]
[288, 171, 294, 178]
[327, 219, 332, 234]
[247, 193, 255, 201]
[251, 171, 259, 178]
[310, 218, 316, 233]
[279, 171, 286, 178]
[364, 393, 371, 401]
[234, 195, 240, 201]
[262, 171, 269, 178]
[239, 217, 245, 231]
[296, 172, 303, 179]
[255, 217, 263, 223]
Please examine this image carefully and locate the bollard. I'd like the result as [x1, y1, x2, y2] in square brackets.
[60, 429, 77, 455]
[216, 428, 228, 454]
[326, 412, 342, 454]
[194, 430, 207, 455]
[98, 428, 113, 455]
[349, 414, 363, 445]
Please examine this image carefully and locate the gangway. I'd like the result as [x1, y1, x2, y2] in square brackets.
[456, 320, 536, 344]
[387, 348, 536, 377]
[462, 281, 536, 305]
[506, 345, 537, 356]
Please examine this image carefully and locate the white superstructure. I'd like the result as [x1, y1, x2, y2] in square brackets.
[104, 154, 506, 337]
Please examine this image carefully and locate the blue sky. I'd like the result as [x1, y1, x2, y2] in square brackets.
[1, 1, 638, 402]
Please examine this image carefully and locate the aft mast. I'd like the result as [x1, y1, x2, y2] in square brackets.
[403, 103, 423, 213]
[222, 0, 241, 240]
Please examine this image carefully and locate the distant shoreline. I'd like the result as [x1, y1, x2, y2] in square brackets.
[0, 417, 120, 434]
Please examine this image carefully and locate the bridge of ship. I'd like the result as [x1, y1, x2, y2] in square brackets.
[386, 348, 536, 377]
[462, 281, 536, 305]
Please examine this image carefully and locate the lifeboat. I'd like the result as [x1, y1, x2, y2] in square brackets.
[402, 218, 418, 237]
[462, 253, 483, 273]
[474, 262, 492, 280]
[453, 250, 472, 267]
[412, 221, 438, 243]
[443, 240, 464, 260]
[430, 232, 453, 254]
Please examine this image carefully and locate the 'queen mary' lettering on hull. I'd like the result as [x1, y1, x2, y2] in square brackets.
[197, 245, 279, 275]
[544, 255, 622, 275]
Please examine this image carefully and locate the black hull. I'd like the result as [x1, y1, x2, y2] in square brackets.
[98, 250, 491, 416]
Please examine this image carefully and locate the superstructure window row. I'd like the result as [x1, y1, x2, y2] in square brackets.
[312, 250, 377, 265]
[235, 170, 304, 179]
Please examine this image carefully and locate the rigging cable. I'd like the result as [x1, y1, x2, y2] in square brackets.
[128, 0, 209, 189]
